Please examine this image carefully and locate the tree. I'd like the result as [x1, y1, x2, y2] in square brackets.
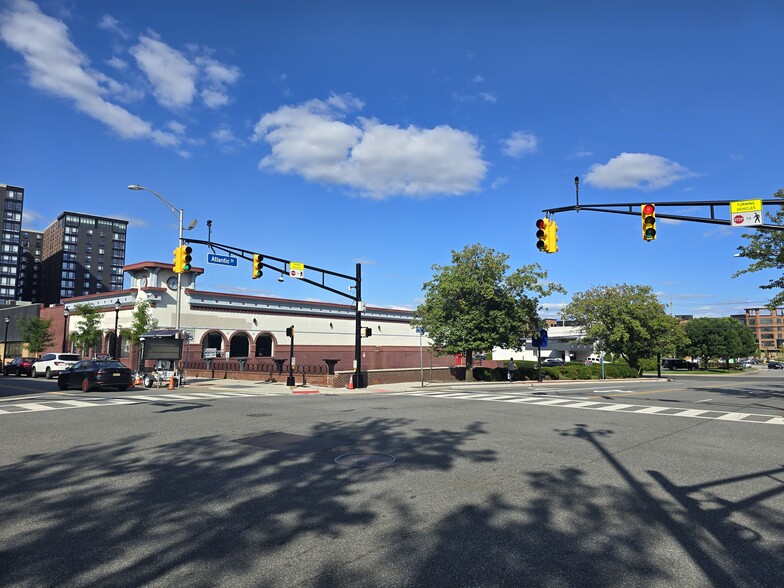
[561, 284, 687, 375]
[412, 243, 565, 367]
[684, 317, 758, 367]
[69, 303, 102, 357]
[734, 188, 784, 306]
[123, 300, 158, 369]
[17, 316, 54, 355]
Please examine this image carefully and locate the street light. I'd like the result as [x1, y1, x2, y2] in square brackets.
[128, 185, 196, 379]
[3, 316, 9, 367]
[114, 299, 120, 360]
[62, 307, 70, 352]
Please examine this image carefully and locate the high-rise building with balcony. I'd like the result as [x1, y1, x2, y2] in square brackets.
[40, 212, 128, 305]
[0, 184, 24, 305]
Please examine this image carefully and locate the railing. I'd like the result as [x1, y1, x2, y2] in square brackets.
[183, 359, 328, 375]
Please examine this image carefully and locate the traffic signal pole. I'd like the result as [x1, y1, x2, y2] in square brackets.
[181, 238, 367, 388]
[354, 263, 362, 389]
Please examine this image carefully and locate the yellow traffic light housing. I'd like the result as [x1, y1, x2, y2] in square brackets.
[545, 219, 558, 253]
[536, 218, 558, 253]
[642, 204, 656, 241]
[252, 254, 263, 279]
[172, 245, 182, 273]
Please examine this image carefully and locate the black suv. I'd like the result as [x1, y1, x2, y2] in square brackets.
[662, 358, 697, 371]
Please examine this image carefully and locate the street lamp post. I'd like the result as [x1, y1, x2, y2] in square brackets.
[113, 299, 120, 360]
[3, 316, 9, 367]
[128, 185, 196, 382]
[62, 307, 70, 352]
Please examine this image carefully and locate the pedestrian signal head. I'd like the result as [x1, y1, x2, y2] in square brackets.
[642, 204, 656, 241]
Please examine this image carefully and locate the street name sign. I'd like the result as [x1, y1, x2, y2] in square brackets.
[207, 254, 238, 266]
[730, 199, 763, 228]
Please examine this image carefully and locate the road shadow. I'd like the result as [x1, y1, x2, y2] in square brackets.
[1, 418, 782, 586]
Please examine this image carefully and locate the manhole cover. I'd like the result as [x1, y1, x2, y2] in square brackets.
[334, 453, 396, 466]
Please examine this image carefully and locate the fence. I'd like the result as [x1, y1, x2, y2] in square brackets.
[182, 359, 457, 388]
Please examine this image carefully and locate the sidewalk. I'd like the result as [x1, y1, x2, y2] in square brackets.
[176, 376, 667, 396]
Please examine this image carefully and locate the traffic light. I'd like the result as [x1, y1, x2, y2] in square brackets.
[172, 245, 182, 273]
[536, 218, 559, 253]
[182, 246, 192, 272]
[252, 254, 263, 279]
[536, 219, 547, 252]
[360, 327, 372, 338]
[286, 326, 294, 338]
[545, 219, 558, 253]
[173, 245, 193, 273]
[642, 204, 656, 241]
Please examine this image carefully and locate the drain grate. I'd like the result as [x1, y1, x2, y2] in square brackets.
[334, 453, 396, 466]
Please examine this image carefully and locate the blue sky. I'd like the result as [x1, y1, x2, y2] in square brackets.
[2, 0, 783, 318]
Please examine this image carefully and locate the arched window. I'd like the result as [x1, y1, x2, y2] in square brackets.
[203, 331, 224, 357]
[255, 334, 273, 357]
[230, 333, 250, 358]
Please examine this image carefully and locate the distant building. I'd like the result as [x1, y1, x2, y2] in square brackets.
[40, 211, 128, 305]
[0, 184, 24, 305]
[743, 307, 784, 355]
[18, 229, 43, 303]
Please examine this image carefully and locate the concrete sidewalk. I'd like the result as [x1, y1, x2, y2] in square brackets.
[175, 376, 666, 396]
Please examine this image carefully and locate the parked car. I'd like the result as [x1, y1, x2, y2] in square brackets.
[32, 353, 81, 379]
[662, 358, 698, 371]
[541, 357, 565, 367]
[767, 361, 784, 369]
[57, 360, 134, 392]
[2, 357, 37, 376]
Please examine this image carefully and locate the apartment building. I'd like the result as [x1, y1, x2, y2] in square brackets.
[18, 229, 43, 302]
[40, 212, 128, 305]
[0, 184, 24, 304]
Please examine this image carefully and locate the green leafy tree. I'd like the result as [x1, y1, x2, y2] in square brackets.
[684, 317, 758, 367]
[413, 243, 565, 367]
[17, 316, 54, 355]
[734, 188, 784, 306]
[561, 284, 687, 376]
[69, 303, 102, 356]
[122, 300, 158, 368]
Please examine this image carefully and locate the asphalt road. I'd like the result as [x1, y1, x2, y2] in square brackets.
[0, 371, 782, 587]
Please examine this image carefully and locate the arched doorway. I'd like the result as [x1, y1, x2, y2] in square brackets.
[230, 332, 250, 358]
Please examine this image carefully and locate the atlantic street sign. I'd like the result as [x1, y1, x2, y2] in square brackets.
[207, 254, 238, 266]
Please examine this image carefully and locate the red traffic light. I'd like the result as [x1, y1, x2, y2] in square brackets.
[642, 204, 655, 216]
[536, 219, 546, 251]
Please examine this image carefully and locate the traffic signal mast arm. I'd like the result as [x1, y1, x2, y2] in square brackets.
[542, 199, 784, 231]
[182, 238, 360, 301]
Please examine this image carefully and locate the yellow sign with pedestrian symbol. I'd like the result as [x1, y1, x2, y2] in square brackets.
[730, 200, 763, 227]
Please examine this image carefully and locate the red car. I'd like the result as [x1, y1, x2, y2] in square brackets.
[3, 357, 37, 376]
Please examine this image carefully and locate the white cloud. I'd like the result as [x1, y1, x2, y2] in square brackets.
[97, 14, 129, 39]
[252, 94, 487, 199]
[130, 36, 240, 110]
[472, 74, 485, 83]
[502, 130, 538, 158]
[130, 34, 197, 109]
[106, 55, 128, 70]
[0, 0, 180, 150]
[21, 208, 45, 226]
[490, 176, 509, 189]
[480, 92, 496, 103]
[584, 153, 693, 190]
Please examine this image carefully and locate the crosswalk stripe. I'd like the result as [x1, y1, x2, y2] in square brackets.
[392, 391, 781, 426]
[14, 403, 58, 411]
